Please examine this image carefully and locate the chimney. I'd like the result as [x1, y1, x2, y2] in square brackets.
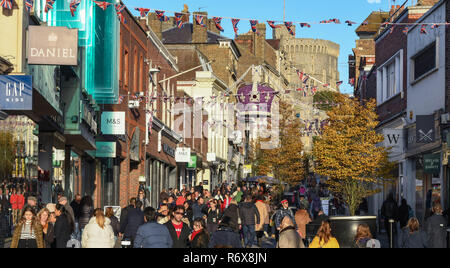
[389, 5, 400, 17]
[192, 12, 208, 43]
[148, 13, 163, 40]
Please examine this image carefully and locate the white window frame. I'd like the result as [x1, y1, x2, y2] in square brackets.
[376, 49, 404, 105]
[410, 38, 439, 85]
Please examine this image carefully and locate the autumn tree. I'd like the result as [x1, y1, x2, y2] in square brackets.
[251, 100, 306, 185]
[313, 94, 396, 216]
[0, 131, 16, 179]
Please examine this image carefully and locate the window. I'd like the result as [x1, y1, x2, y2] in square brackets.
[124, 48, 129, 87]
[413, 42, 436, 81]
[386, 62, 396, 99]
[133, 48, 138, 92]
[377, 50, 403, 104]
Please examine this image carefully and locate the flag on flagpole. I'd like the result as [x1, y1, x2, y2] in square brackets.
[115, 4, 126, 24]
[284, 22, 295, 36]
[155, 10, 169, 22]
[212, 17, 224, 32]
[69, 0, 81, 17]
[232, 18, 240, 36]
[195, 14, 206, 27]
[250, 20, 259, 34]
[25, 0, 34, 12]
[267, 21, 280, 29]
[0, 0, 12, 9]
[135, 8, 150, 17]
[92, 1, 111, 11]
[174, 13, 184, 29]
[45, 0, 55, 12]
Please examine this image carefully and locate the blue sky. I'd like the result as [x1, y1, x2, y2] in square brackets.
[123, 0, 394, 94]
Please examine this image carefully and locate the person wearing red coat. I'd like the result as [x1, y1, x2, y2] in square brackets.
[10, 190, 25, 225]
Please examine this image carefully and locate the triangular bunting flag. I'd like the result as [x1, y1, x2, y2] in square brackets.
[267, 21, 280, 29]
[284, 22, 294, 36]
[135, 8, 150, 18]
[25, 0, 33, 12]
[155, 10, 169, 22]
[232, 18, 240, 36]
[195, 14, 206, 28]
[45, 0, 55, 12]
[93, 1, 111, 11]
[69, 0, 81, 17]
[174, 13, 184, 29]
[115, 4, 126, 24]
[0, 0, 13, 9]
[212, 17, 224, 32]
[250, 20, 259, 34]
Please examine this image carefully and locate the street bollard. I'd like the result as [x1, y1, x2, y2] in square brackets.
[389, 219, 395, 249]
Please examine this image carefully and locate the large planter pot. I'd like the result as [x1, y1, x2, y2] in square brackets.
[329, 216, 378, 248]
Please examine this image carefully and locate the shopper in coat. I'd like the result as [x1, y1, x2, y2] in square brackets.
[105, 207, 120, 238]
[120, 200, 145, 245]
[137, 190, 150, 210]
[209, 216, 242, 248]
[425, 203, 447, 248]
[295, 207, 312, 240]
[134, 207, 173, 248]
[58, 196, 75, 225]
[308, 221, 340, 248]
[190, 218, 210, 248]
[398, 199, 412, 229]
[277, 216, 305, 248]
[81, 209, 115, 248]
[206, 199, 221, 235]
[37, 208, 54, 248]
[399, 217, 428, 248]
[10, 206, 44, 248]
[239, 195, 260, 248]
[165, 205, 191, 248]
[78, 196, 94, 231]
[255, 196, 270, 245]
[54, 203, 74, 248]
[352, 224, 380, 248]
[221, 199, 240, 232]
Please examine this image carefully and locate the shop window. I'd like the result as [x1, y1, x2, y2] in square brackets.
[413, 42, 436, 81]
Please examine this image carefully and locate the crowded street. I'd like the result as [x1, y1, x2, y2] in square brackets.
[1, 0, 450, 250]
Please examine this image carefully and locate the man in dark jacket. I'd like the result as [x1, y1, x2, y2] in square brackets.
[120, 198, 136, 228]
[221, 200, 240, 231]
[425, 203, 448, 248]
[134, 207, 173, 248]
[381, 193, 399, 247]
[0, 188, 11, 213]
[165, 205, 191, 248]
[120, 200, 144, 246]
[209, 216, 242, 248]
[192, 196, 207, 220]
[0, 206, 9, 248]
[239, 195, 260, 248]
[70, 194, 82, 220]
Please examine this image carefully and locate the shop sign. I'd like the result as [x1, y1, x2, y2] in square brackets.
[243, 165, 252, 174]
[130, 127, 140, 162]
[101, 112, 125, 135]
[416, 115, 435, 143]
[207, 153, 216, 162]
[28, 26, 78, 66]
[188, 155, 197, 169]
[89, 142, 116, 158]
[163, 144, 175, 158]
[382, 129, 404, 154]
[424, 154, 440, 174]
[175, 147, 191, 162]
[0, 75, 32, 111]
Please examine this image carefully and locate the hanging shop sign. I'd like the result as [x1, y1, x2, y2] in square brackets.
[243, 165, 252, 174]
[188, 155, 197, 169]
[382, 129, 405, 154]
[27, 26, 78, 66]
[89, 142, 117, 158]
[0, 75, 33, 111]
[424, 153, 440, 174]
[175, 147, 191, 162]
[101, 112, 125, 135]
[130, 127, 140, 162]
[416, 115, 435, 143]
[207, 153, 216, 162]
[163, 144, 175, 158]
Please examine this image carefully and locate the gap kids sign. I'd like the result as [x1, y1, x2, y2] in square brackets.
[0, 75, 33, 111]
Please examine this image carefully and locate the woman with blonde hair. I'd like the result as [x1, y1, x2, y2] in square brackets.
[277, 216, 305, 248]
[308, 221, 340, 248]
[11, 206, 44, 248]
[81, 208, 115, 248]
[399, 217, 428, 248]
[37, 208, 54, 248]
[352, 224, 380, 248]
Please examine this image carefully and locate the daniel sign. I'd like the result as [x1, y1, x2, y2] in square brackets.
[27, 26, 78, 66]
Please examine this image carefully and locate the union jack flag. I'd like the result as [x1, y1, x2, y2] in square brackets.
[115, 4, 126, 24]
[336, 81, 343, 86]
[431, 24, 439, 29]
[174, 13, 184, 29]
[93, 1, 111, 11]
[267, 21, 280, 29]
[231, 18, 240, 36]
[155, 10, 169, 22]
[70, 0, 81, 17]
[118, 95, 125, 104]
[300, 23, 311, 28]
[0, 0, 12, 9]
[250, 20, 258, 34]
[284, 22, 294, 36]
[297, 70, 309, 84]
[331, 18, 341, 24]
[195, 15, 206, 28]
[345, 20, 356, 26]
[212, 17, 224, 32]
[420, 24, 427, 34]
[45, 0, 55, 12]
[135, 8, 150, 17]
[25, 0, 34, 12]
[402, 26, 409, 35]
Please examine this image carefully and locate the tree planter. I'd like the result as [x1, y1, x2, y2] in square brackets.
[329, 216, 378, 248]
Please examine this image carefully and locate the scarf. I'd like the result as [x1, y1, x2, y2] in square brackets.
[191, 229, 202, 241]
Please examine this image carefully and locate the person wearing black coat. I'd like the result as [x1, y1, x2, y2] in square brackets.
[425, 203, 448, 248]
[120, 201, 145, 245]
[54, 204, 73, 248]
[165, 205, 191, 248]
[43, 222, 55, 249]
[0, 189, 11, 213]
[209, 216, 242, 248]
[120, 198, 136, 230]
[221, 201, 240, 232]
[398, 217, 428, 248]
[78, 196, 94, 231]
[381, 193, 399, 247]
[398, 199, 411, 229]
[189, 218, 210, 248]
[239, 195, 260, 248]
[0, 209, 8, 248]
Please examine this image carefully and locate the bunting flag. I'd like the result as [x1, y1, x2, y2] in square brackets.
[135, 8, 150, 17]
[331, 18, 341, 24]
[93, 1, 111, 11]
[0, 0, 12, 9]
[296, 88, 303, 92]
[155, 10, 169, 22]
[284, 22, 294, 36]
[336, 81, 343, 86]
[25, 0, 33, 12]
[174, 13, 184, 29]
[212, 17, 224, 32]
[345, 20, 356, 26]
[45, 0, 55, 12]
[69, 0, 81, 17]
[250, 20, 259, 34]
[195, 14, 206, 28]
[402, 26, 409, 35]
[232, 18, 240, 36]
[420, 24, 427, 34]
[267, 21, 280, 29]
[300, 23, 311, 28]
[115, 4, 126, 24]
[118, 95, 125, 104]
[296, 70, 304, 82]
[431, 23, 439, 29]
